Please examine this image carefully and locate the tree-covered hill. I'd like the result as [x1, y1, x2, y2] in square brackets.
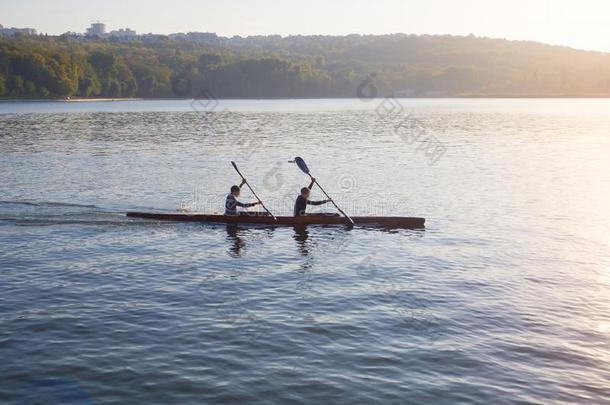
[1, 33, 610, 99]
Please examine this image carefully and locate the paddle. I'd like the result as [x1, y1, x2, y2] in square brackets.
[230, 161, 277, 220]
[291, 157, 354, 225]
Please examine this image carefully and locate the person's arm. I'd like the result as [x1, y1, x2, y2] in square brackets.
[234, 200, 260, 208]
[239, 179, 247, 188]
[308, 178, 315, 190]
[307, 199, 331, 206]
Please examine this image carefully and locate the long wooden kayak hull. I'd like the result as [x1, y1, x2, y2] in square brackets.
[126, 212, 425, 229]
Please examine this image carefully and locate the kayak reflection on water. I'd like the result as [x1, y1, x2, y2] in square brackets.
[225, 224, 246, 257]
[224, 225, 276, 258]
[224, 224, 313, 260]
[292, 226, 312, 257]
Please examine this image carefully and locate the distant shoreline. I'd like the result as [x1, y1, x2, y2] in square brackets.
[4, 34, 610, 103]
[2, 95, 610, 102]
[0, 98, 143, 103]
[65, 98, 144, 102]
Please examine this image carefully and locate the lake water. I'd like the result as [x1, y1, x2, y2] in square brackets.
[1, 99, 609, 404]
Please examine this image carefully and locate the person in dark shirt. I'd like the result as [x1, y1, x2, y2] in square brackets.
[225, 180, 261, 215]
[294, 178, 331, 216]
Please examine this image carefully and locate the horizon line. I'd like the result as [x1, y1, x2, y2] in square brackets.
[2, 26, 609, 54]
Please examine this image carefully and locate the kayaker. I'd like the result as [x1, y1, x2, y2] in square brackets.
[226, 180, 261, 215]
[294, 178, 331, 216]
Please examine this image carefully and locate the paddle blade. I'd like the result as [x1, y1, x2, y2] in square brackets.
[231, 161, 238, 170]
[294, 157, 310, 175]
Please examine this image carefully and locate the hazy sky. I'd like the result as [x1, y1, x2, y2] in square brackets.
[1, 0, 610, 52]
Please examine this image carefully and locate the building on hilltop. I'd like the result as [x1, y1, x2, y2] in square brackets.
[168, 32, 219, 44]
[0, 24, 38, 36]
[86, 22, 106, 37]
[108, 28, 137, 41]
[83, 23, 137, 41]
[140, 33, 168, 43]
[60, 31, 85, 41]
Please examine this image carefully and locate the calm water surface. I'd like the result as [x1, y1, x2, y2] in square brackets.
[1, 99, 609, 404]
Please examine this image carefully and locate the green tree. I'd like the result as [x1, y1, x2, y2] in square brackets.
[9, 75, 24, 95]
[38, 86, 50, 97]
[88, 51, 117, 77]
[138, 75, 157, 97]
[116, 63, 137, 97]
[24, 80, 36, 94]
[198, 53, 223, 70]
[106, 79, 122, 97]
[3, 33, 610, 98]
[78, 77, 100, 97]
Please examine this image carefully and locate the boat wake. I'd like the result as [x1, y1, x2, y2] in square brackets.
[0, 200, 129, 227]
[0, 200, 100, 209]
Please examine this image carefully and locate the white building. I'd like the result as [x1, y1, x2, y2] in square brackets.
[168, 31, 219, 44]
[86, 22, 106, 37]
[0, 24, 37, 36]
[108, 28, 137, 39]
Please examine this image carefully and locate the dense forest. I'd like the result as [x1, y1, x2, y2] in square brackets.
[1, 33, 610, 99]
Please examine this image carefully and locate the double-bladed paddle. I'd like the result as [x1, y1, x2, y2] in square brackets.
[231, 161, 276, 220]
[291, 157, 354, 225]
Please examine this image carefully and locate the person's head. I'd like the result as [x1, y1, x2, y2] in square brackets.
[300, 187, 310, 198]
[231, 185, 241, 196]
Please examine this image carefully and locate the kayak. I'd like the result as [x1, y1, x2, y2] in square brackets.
[126, 211, 425, 229]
